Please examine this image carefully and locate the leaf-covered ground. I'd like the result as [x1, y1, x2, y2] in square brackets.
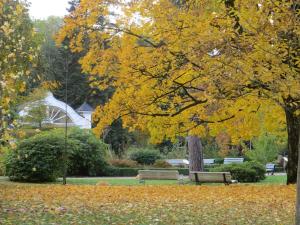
[0, 184, 295, 225]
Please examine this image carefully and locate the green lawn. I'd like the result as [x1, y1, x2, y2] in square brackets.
[0, 174, 287, 186]
[260, 175, 287, 184]
[58, 174, 287, 186]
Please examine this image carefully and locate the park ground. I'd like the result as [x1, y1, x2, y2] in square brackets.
[0, 175, 295, 225]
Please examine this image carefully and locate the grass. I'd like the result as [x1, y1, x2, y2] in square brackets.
[59, 175, 287, 186]
[0, 174, 287, 186]
[260, 175, 287, 184]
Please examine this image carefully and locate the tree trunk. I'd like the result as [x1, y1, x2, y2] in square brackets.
[285, 109, 300, 184]
[187, 135, 204, 172]
[295, 134, 300, 224]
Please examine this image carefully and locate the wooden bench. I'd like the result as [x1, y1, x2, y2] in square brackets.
[138, 170, 179, 182]
[224, 158, 244, 164]
[190, 171, 233, 185]
[266, 163, 275, 175]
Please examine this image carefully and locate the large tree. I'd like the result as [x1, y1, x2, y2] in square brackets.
[0, 0, 38, 145]
[59, 0, 300, 220]
[58, 0, 297, 182]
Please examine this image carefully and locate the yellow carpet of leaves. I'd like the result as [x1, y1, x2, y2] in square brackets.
[0, 184, 295, 224]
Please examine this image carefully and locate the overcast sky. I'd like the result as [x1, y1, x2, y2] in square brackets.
[28, 0, 70, 19]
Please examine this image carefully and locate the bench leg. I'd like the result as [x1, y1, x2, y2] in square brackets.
[194, 173, 200, 185]
[139, 179, 145, 184]
[223, 173, 229, 186]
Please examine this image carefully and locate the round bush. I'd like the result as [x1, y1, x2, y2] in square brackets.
[6, 128, 109, 182]
[210, 161, 266, 182]
[67, 128, 109, 176]
[5, 133, 67, 182]
[129, 149, 161, 165]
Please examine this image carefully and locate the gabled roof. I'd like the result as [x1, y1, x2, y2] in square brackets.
[76, 102, 93, 112]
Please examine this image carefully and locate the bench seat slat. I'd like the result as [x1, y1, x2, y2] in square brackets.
[138, 170, 179, 180]
[190, 172, 232, 183]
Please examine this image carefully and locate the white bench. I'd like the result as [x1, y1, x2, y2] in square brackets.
[190, 171, 233, 185]
[165, 159, 189, 167]
[204, 159, 215, 165]
[266, 163, 275, 175]
[138, 170, 179, 181]
[224, 158, 244, 164]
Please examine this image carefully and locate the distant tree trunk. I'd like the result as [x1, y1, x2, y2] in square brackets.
[285, 108, 300, 184]
[187, 136, 204, 172]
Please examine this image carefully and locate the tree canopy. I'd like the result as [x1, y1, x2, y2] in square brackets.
[0, 0, 38, 145]
[58, 0, 299, 182]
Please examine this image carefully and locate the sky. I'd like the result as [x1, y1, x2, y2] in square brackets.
[28, 0, 70, 19]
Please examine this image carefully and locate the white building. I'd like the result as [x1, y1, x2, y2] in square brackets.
[19, 92, 93, 129]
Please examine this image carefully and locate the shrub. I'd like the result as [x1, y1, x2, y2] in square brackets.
[129, 149, 161, 165]
[0, 147, 9, 176]
[5, 128, 109, 181]
[210, 161, 266, 182]
[103, 167, 190, 176]
[153, 160, 172, 168]
[5, 132, 71, 182]
[109, 159, 139, 168]
[66, 128, 109, 176]
[104, 166, 140, 176]
[214, 158, 224, 164]
[245, 133, 280, 164]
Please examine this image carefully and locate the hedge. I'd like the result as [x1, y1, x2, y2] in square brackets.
[129, 149, 161, 165]
[102, 166, 231, 177]
[103, 167, 190, 176]
[210, 161, 266, 182]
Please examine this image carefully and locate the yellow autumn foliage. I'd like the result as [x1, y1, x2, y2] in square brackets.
[0, 0, 38, 144]
[57, 0, 298, 147]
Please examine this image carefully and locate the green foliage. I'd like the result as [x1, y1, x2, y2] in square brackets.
[129, 148, 162, 165]
[214, 158, 224, 164]
[22, 104, 47, 128]
[109, 159, 139, 168]
[104, 167, 140, 177]
[210, 161, 266, 183]
[0, 147, 10, 176]
[66, 128, 109, 176]
[5, 132, 71, 182]
[163, 140, 187, 159]
[246, 134, 280, 164]
[153, 160, 172, 168]
[33, 17, 114, 109]
[202, 137, 220, 158]
[103, 167, 189, 176]
[5, 128, 109, 181]
[104, 119, 133, 158]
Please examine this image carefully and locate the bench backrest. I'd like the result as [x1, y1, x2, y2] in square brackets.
[224, 158, 244, 164]
[138, 170, 179, 180]
[190, 172, 232, 183]
[266, 163, 275, 171]
[204, 159, 215, 165]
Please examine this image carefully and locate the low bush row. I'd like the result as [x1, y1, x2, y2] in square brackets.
[103, 167, 190, 176]
[210, 161, 266, 182]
